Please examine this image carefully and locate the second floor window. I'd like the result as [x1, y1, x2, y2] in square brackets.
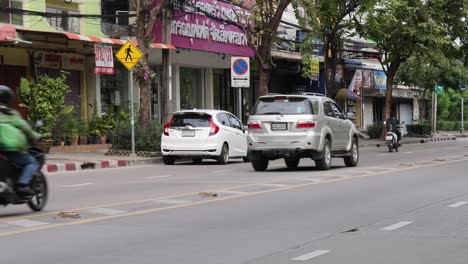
[46, 6, 80, 34]
[0, 0, 23, 25]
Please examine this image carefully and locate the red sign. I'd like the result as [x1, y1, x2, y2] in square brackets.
[95, 44, 115, 75]
[0, 25, 16, 42]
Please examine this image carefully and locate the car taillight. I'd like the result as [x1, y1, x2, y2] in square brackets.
[163, 118, 173, 136]
[297, 121, 316, 129]
[209, 117, 219, 136]
[247, 122, 261, 129]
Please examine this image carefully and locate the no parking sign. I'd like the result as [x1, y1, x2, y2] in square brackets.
[231, 57, 250, 88]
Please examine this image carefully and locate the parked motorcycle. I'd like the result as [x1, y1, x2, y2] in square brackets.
[0, 146, 48, 211]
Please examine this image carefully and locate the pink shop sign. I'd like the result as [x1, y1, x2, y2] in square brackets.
[154, 0, 255, 57]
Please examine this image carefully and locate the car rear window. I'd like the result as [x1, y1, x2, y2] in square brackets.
[171, 113, 211, 127]
[252, 97, 317, 115]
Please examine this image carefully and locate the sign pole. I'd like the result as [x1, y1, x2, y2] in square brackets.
[238, 88, 242, 120]
[129, 71, 136, 157]
[461, 97, 464, 134]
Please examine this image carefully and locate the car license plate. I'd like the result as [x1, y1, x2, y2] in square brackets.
[182, 130, 195, 137]
[271, 123, 287, 130]
[386, 135, 393, 140]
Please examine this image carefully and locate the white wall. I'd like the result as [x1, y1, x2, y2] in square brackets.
[363, 98, 374, 128]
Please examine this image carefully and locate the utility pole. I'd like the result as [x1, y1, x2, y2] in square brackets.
[161, 8, 172, 124]
[431, 90, 437, 135]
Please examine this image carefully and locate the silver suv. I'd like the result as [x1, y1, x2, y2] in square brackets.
[247, 93, 359, 171]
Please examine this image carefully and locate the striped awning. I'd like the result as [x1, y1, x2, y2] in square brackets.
[62, 32, 175, 49]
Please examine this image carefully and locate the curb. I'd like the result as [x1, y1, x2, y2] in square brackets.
[360, 136, 457, 148]
[43, 158, 161, 174]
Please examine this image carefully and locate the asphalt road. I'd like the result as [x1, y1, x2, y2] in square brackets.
[0, 139, 467, 264]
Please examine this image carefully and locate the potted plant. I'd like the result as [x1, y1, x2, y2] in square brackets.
[78, 121, 89, 145]
[18, 73, 73, 152]
[89, 115, 113, 144]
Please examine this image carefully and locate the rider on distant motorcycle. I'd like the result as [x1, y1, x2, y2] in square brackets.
[386, 113, 401, 145]
[0, 85, 41, 195]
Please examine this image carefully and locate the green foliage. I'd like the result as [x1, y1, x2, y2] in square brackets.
[17, 73, 73, 138]
[51, 113, 79, 143]
[88, 114, 113, 137]
[108, 121, 162, 152]
[367, 123, 384, 139]
[407, 124, 432, 136]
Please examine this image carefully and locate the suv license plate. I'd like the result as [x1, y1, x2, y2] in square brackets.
[271, 123, 287, 130]
[182, 130, 195, 137]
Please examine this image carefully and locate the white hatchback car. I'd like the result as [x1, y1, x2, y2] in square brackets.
[161, 110, 248, 165]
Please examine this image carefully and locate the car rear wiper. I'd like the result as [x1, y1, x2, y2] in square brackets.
[263, 112, 284, 117]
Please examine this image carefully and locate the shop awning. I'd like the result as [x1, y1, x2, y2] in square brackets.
[16, 28, 175, 49]
[62, 32, 175, 49]
[0, 25, 17, 43]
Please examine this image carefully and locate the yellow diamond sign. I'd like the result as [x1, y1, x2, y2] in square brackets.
[115, 41, 143, 70]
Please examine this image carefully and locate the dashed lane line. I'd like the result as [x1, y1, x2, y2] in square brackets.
[381, 221, 413, 231]
[292, 250, 331, 261]
[4, 219, 50, 228]
[87, 208, 126, 215]
[448, 202, 468, 208]
[63, 183, 95, 188]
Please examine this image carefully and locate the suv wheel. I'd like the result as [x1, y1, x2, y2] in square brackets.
[217, 143, 229, 165]
[344, 138, 359, 167]
[285, 157, 300, 169]
[315, 139, 332, 170]
[163, 156, 175, 165]
[252, 158, 269, 171]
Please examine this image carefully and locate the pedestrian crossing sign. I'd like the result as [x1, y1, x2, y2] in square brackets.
[115, 41, 143, 70]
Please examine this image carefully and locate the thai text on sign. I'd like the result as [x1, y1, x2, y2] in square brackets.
[95, 44, 115, 75]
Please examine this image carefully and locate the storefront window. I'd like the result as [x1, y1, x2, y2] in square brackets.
[101, 63, 128, 115]
[180, 67, 202, 110]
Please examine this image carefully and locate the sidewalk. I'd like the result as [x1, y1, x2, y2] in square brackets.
[43, 133, 464, 174]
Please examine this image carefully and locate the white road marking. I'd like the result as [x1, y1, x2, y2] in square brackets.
[217, 190, 249, 195]
[404, 152, 413, 154]
[63, 183, 95, 188]
[381, 221, 413, 231]
[145, 175, 171, 179]
[376, 154, 389, 157]
[448, 202, 468, 208]
[4, 219, 49, 228]
[212, 169, 233, 173]
[292, 250, 331, 261]
[295, 178, 322, 182]
[87, 208, 126, 215]
[447, 146, 459, 149]
[259, 183, 289, 188]
[158, 199, 191, 204]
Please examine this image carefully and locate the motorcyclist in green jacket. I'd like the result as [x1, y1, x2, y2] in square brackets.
[0, 85, 41, 195]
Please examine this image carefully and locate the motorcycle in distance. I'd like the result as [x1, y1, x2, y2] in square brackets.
[385, 130, 399, 152]
[0, 120, 48, 211]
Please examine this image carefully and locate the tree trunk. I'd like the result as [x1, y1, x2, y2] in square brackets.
[258, 65, 270, 96]
[381, 62, 399, 139]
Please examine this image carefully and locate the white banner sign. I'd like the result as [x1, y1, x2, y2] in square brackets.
[95, 44, 114, 75]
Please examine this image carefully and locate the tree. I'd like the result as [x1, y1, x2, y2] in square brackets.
[357, 0, 454, 129]
[295, 0, 374, 97]
[201, 0, 292, 97]
[132, 0, 188, 128]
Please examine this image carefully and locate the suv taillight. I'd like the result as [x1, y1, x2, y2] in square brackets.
[297, 121, 316, 129]
[209, 117, 219, 136]
[163, 118, 173, 136]
[247, 122, 261, 129]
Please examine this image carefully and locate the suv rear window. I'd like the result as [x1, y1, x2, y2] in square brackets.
[252, 97, 316, 115]
[171, 113, 211, 127]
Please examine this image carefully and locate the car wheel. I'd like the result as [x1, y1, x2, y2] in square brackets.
[315, 139, 332, 170]
[252, 158, 269, 171]
[284, 157, 300, 169]
[192, 158, 203, 164]
[162, 156, 175, 165]
[217, 143, 229, 165]
[344, 138, 359, 167]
